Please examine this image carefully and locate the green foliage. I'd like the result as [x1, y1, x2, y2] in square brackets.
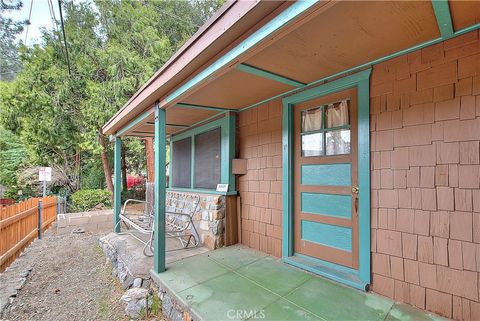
[0, 0, 26, 81]
[70, 188, 112, 212]
[81, 156, 106, 189]
[0, 123, 27, 199]
[0, 0, 224, 198]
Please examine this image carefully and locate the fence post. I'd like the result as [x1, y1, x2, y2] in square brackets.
[38, 200, 43, 239]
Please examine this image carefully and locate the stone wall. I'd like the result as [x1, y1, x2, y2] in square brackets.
[236, 100, 283, 257]
[166, 191, 225, 250]
[56, 210, 113, 234]
[370, 30, 480, 319]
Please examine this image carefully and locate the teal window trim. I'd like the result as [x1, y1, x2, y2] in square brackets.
[169, 114, 236, 193]
[281, 68, 371, 287]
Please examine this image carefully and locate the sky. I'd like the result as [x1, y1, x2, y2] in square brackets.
[5, 0, 69, 46]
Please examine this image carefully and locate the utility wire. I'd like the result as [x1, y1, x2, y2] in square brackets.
[47, 0, 59, 34]
[57, 0, 71, 75]
[23, 0, 34, 45]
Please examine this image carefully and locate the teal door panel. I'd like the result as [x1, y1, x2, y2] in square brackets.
[301, 220, 352, 252]
[301, 192, 352, 218]
[301, 163, 351, 186]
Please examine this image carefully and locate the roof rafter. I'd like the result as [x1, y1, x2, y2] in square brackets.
[236, 63, 305, 87]
[432, 0, 454, 39]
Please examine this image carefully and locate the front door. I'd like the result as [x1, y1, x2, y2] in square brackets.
[293, 88, 359, 268]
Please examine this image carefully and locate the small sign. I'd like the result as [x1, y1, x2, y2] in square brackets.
[39, 167, 52, 182]
[216, 183, 229, 193]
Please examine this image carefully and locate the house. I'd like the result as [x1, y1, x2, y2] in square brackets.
[103, 1, 480, 319]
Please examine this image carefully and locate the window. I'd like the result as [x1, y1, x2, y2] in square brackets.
[171, 137, 192, 188]
[194, 128, 221, 189]
[168, 115, 235, 193]
[301, 99, 351, 157]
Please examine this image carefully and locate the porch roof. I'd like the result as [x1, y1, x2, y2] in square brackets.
[102, 1, 480, 138]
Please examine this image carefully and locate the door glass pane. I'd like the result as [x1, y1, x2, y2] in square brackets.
[302, 107, 322, 132]
[326, 100, 349, 128]
[302, 133, 323, 157]
[326, 129, 351, 155]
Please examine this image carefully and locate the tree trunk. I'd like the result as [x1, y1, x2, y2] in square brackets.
[99, 130, 114, 193]
[145, 137, 154, 182]
[121, 144, 128, 190]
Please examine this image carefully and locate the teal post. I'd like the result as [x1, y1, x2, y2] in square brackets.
[113, 137, 122, 233]
[223, 112, 236, 192]
[154, 102, 166, 273]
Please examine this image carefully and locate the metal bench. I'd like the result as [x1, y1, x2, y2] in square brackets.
[115, 193, 200, 256]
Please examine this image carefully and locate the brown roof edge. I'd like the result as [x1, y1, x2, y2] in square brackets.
[102, 0, 266, 135]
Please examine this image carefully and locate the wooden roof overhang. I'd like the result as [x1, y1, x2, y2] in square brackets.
[103, 0, 480, 138]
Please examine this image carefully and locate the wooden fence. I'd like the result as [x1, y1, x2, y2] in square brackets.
[0, 196, 58, 272]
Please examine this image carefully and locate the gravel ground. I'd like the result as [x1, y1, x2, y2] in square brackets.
[1, 230, 127, 321]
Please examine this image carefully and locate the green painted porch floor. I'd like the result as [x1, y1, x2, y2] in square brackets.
[152, 245, 446, 321]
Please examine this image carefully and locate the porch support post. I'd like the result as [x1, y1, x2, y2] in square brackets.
[153, 102, 166, 273]
[113, 136, 122, 233]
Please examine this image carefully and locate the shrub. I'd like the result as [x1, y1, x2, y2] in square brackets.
[70, 189, 112, 212]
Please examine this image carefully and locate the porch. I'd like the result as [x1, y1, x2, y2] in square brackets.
[152, 244, 444, 321]
[102, 1, 480, 320]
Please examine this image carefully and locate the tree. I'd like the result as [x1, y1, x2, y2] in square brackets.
[0, 0, 27, 81]
[0, 0, 224, 198]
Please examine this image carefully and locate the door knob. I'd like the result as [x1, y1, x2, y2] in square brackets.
[352, 186, 359, 194]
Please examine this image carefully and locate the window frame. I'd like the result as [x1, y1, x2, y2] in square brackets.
[168, 114, 236, 195]
[300, 99, 352, 157]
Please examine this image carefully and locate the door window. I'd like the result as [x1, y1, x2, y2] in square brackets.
[300, 99, 351, 157]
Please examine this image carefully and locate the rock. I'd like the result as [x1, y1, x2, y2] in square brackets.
[14, 278, 26, 290]
[161, 293, 183, 321]
[121, 288, 150, 319]
[72, 227, 85, 234]
[212, 220, 223, 235]
[133, 278, 142, 288]
[19, 270, 30, 278]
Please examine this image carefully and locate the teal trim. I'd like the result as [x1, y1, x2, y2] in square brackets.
[282, 103, 294, 257]
[165, 0, 317, 103]
[284, 254, 368, 291]
[167, 187, 238, 196]
[236, 63, 305, 87]
[224, 113, 236, 192]
[113, 137, 122, 233]
[301, 193, 352, 219]
[170, 115, 237, 193]
[282, 68, 371, 287]
[176, 103, 233, 112]
[116, 109, 152, 137]
[301, 163, 351, 186]
[357, 71, 371, 284]
[301, 220, 352, 252]
[238, 23, 480, 114]
[168, 139, 173, 188]
[432, 0, 454, 38]
[153, 103, 166, 273]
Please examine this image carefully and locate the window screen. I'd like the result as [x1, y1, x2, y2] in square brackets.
[194, 128, 221, 189]
[171, 137, 191, 188]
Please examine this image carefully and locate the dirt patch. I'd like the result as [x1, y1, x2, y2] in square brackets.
[1, 231, 127, 321]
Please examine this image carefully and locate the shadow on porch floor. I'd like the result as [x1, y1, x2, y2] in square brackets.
[152, 245, 446, 321]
